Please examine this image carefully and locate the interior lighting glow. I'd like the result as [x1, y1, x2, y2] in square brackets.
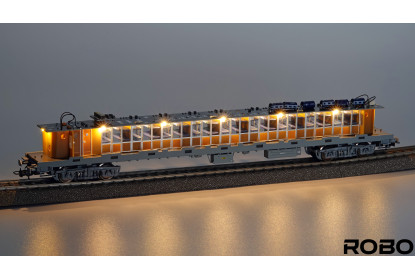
[98, 125, 107, 133]
[332, 109, 340, 115]
[161, 121, 168, 127]
[220, 116, 227, 122]
[277, 113, 284, 118]
[41, 128, 45, 132]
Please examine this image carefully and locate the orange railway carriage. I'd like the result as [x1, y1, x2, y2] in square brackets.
[41, 108, 377, 159]
[15, 98, 397, 182]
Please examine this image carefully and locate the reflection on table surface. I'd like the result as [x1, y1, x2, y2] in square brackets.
[1, 170, 415, 256]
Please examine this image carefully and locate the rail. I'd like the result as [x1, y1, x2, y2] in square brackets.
[1, 145, 415, 191]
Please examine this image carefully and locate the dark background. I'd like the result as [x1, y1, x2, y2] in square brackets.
[1, 24, 415, 179]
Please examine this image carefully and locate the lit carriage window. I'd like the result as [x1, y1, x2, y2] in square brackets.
[316, 113, 324, 128]
[306, 113, 315, 128]
[324, 114, 332, 127]
[221, 119, 230, 135]
[192, 122, 201, 137]
[143, 125, 151, 141]
[162, 123, 172, 138]
[239, 119, 249, 133]
[102, 128, 111, 144]
[202, 121, 210, 136]
[230, 118, 239, 134]
[182, 123, 191, 137]
[297, 115, 305, 129]
[352, 111, 359, 125]
[259, 116, 268, 132]
[343, 111, 351, 125]
[122, 126, 131, 142]
[287, 115, 296, 130]
[211, 120, 220, 135]
[112, 127, 121, 143]
[250, 117, 259, 132]
[333, 111, 342, 126]
[152, 125, 161, 140]
[269, 116, 277, 131]
[173, 123, 181, 138]
[132, 126, 142, 141]
[278, 115, 287, 130]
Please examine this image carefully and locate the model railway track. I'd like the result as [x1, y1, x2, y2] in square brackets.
[1, 145, 415, 191]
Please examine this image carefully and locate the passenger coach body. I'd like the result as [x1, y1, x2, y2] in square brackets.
[16, 95, 397, 182]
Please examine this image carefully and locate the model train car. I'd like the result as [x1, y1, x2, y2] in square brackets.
[15, 94, 397, 183]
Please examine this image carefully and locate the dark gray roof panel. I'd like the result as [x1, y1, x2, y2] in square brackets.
[37, 104, 383, 132]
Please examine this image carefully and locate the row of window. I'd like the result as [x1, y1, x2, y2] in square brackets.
[101, 111, 361, 144]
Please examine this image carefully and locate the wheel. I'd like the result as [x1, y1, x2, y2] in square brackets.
[321, 152, 332, 161]
[57, 172, 73, 183]
[310, 149, 320, 161]
[321, 149, 337, 161]
[99, 169, 114, 180]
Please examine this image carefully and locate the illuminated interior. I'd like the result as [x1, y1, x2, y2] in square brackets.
[41, 108, 376, 158]
[97, 108, 375, 155]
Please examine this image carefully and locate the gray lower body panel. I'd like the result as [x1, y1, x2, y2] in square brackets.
[30, 133, 396, 173]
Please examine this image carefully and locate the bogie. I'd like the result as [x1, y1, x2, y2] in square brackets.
[306, 143, 376, 161]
